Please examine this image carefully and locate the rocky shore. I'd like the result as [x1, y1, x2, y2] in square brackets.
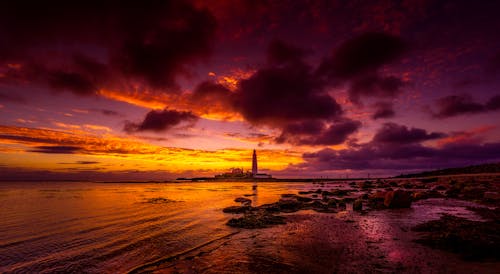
[222, 175, 500, 263]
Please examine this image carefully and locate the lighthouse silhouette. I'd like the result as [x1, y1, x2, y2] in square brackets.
[252, 149, 258, 176]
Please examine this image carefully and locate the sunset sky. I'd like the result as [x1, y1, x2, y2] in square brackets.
[1, 0, 500, 180]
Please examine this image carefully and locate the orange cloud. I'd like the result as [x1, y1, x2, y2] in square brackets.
[0, 125, 303, 174]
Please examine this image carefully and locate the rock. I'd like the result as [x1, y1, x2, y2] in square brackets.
[298, 191, 311, 195]
[361, 181, 373, 189]
[484, 191, 500, 200]
[361, 193, 369, 200]
[243, 194, 256, 197]
[277, 199, 302, 213]
[413, 214, 500, 260]
[234, 197, 252, 205]
[432, 185, 447, 191]
[367, 191, 387, 209]
[296, 195, 313, 202]
[321, 190, 334, 196]
[227, 211, 286, 229]
[412, 191, 427, 201]
[331, 189, 350, 196]
[281, 193, 296, 198]
[353, 199, 363, 211]
[223, 205, 253, 213]
[326, 199, 337, 208]
[402, 183, 413, 189]
[445, 187, 461, 198]
[426, 190, 444, 198]
[384, 190, 412, 208]
[461, 186, 486, 200]
[389, 181, 398, 187]
[259, 203, 280, 212]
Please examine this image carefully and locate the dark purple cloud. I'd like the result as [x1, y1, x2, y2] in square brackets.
[317, 32, 407, 79]
[58, 161, 100, 165]
[30, 146, 81, 154]
[267, 40, 307, 65]
[234, 63, 341, 125]
[432, 94, 500, 118]
[231, 40, 342, 129]
[486, 95, 500, 110]
[124, 108, 199, 132]
[0, 0, 217, 94]
[276, 119, 361, 146]
[349, 74, 405, 103]
[373, 123, 446, 144]
[316, 32, 408, 104]
[372, 102, 395, 120]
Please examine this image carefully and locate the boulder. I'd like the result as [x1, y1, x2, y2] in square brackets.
[384, 190, 412, 208]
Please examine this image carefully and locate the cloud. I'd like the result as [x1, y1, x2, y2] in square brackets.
[124, 108, 199, 132]
[349, 74, 405, 103]
[267, 39, 307, 65]
[317, 32, 407, 79]
[486, 95, 500, 110]
[295, 140, 500, 174]
[0, 0, 217, 94]
[316, 32, 408, 104]
[372, 102, 395, 119]
[234, 62, 342, 126]
[89, 108, 123, 117]
[276, 119, 361, 146]
[58, 161, 100, 165]
[30, 145, 81, 154]
[432, 94, 500, 118]
[372, 123, 446, 144]
[0, 92, 26, 103]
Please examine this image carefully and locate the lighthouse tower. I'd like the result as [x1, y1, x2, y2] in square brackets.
[252, 149, 258, 176]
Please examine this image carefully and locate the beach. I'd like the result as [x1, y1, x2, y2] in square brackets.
[0, 177, 499, 273]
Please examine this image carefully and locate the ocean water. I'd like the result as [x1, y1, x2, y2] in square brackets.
[0, 181, 314, 273]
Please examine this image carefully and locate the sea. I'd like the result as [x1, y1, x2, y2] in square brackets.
[0, 181, 314, 273]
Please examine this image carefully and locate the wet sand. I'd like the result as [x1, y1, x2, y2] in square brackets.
[134, 205, 498, 273]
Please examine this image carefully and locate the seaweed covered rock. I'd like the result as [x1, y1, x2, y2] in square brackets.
[223, 205, 253, 214]
[413, 214, 500, 260]
[227, 211, 286, 229]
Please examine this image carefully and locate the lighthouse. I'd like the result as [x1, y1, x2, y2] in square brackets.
[252, 149, 258, 176]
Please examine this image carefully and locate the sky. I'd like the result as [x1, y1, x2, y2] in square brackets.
[1, 0, 500, 180]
